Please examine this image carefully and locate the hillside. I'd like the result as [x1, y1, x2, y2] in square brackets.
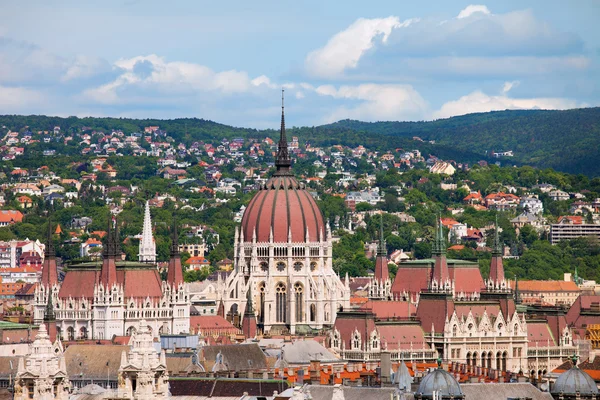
[1, 107, 599, 176]
[325, 108, 600, 176]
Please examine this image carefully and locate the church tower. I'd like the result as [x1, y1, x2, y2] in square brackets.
[138, 201, 156, 263]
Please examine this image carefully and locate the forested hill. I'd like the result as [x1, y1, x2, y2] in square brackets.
[325, 108, 600, 176]
[1, 107, 599, 176]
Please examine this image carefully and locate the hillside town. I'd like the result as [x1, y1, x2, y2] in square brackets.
[0, 104, 598, 400]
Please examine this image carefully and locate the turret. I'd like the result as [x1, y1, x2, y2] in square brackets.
[374, 216, 389, 282]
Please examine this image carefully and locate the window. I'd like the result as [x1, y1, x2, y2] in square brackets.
[294, 283, 303, 322]
[294, 262, 303, 272]
[260, 262, 268, 272]
[310, 262, 317, 272]
[276, 262, 286, 272]
[276, 282, 287, 323]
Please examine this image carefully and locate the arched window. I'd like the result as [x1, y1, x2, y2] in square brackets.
[452, 325, 458, 336]
[487, 352, 492, 369]
[67, 327, 74, 341]
[371, 331, 379, 350]
[472, 352, 478, 367]
[80, 326, 88, 340]
[496, 352, 502, 370]
[259, 282, 266, 323]
[502, 351, 507, 371]
[294, 283, 303, 322]
[310, 262, 317, 272]
[275, 282, 287, 323]
[332, 331, 340, 349]
[310, 304, 316, 322]
[294, 262, 303, 272]
[352, 331, 361, 349]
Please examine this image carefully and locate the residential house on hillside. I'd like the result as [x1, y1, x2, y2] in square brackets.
[429, 160, 456, 175]
[549, 190, 570, 201]
[485, 192, 520, 211]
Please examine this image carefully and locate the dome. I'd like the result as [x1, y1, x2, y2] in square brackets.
[241, 98, 325, 244]
[552, 364, 599, 396]
[416, 366, 463, 399]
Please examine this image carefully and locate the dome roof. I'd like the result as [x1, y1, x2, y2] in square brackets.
[552, 365, 599, 395]
[416, 367, 463, 399]
[241, 95, 325, 244]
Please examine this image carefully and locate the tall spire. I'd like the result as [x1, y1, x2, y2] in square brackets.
[432, 215, 446, 256]
[373, 214, 390, 288]
[167, 217, 184, 287]
[41, 221, 58, 287]
[100, 214, 118, 287]
[489, 215, 506, 286]
[377, 215, 386, 257]
[492, 215, 502, 256]
[139, 200, 157, 262]
[274, 89, 291, 176]
[430, 215, 450, 289]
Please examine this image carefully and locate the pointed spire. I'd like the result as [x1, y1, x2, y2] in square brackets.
[41, 220, 58, 287]
[492, 215, 502, 256]
[45, 220, 55, 258]
[170, 216, 179, 257]
[377, 214, 386, 256]
[44, 289, 55, 322]
[139, 200, 156, 262]
[514, 275, 521, 304]
[167, 217, 184, 287]
[432, 215, 446, 256]
[274, 89, 292, 176]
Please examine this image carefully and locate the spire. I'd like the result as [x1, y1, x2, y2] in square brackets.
[100, 214, 118, 287]
[103, 214, 115, 257]
[242, 286, 257, 339]
[432, 215, 446, 256]
[431, 215, 450, 289]
[41, 221, 58, 287]
[45, 220, 55, 258]
[139, 200, 157, 262]
[274, 89, 292, 176]
[492, 215, 502, 256]
[377, 215, 386, 256]
[167, 217, 184, 287]
[44, 288, 55, 322]
[514, 276, 521, 304]
[170, 216, 179, 257]
[373, 214, 389, 286]
[489, 216, 506, 286]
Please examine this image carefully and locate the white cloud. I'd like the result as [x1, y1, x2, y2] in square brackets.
[304, 17, 417, 78]
[0, 85, 44, 111]
[84, 54, 258, 104]
[314, 83, 428, 122]
[502, 81, 519, 94]
[433, 89, 582, 119]
[457, 5, 491, 19]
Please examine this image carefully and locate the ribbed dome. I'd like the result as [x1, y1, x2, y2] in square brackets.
[241, 175, 325, 243]
[416, 368, 463, 399]
[241, 92, 325, 244]
[552, 366, 599, 395]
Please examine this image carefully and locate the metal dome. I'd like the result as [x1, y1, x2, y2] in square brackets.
[416, 366, 464, 399]
[552, 365, 599, 396]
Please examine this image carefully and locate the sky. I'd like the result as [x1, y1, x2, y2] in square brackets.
[1, 0, 599, 128]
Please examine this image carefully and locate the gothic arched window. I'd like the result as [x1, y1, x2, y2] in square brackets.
[294, 262, 303, 272]
[294, 283, 303, 322]
[260, 262, 268, 272]
[310, 262, 317, 272]
[275, 282, 287, 323]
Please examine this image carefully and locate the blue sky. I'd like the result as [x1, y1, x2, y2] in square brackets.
[1, 0, 598, 127]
